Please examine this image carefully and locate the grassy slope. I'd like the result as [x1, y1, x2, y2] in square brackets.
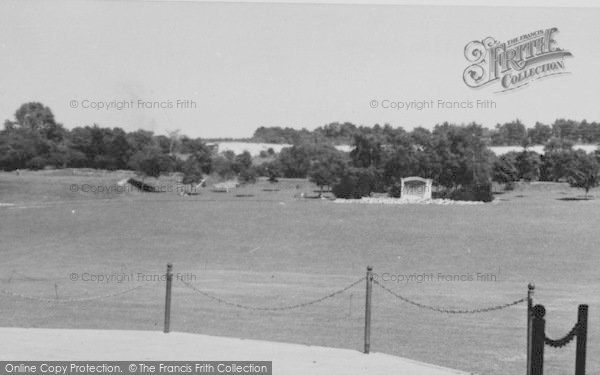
[0, 170, 599, 374]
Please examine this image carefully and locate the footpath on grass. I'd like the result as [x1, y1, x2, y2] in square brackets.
[0, 328, 471, 375]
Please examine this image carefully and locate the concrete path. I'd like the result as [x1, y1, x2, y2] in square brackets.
[0, 328, 472, 375]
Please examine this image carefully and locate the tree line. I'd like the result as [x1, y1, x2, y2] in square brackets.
[1, 102, 599, 200]
[253, 119, 600, 146]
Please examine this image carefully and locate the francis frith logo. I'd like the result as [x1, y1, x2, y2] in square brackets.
[463, 28, 572, 92]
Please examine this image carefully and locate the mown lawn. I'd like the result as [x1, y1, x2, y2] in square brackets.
[1, 170, 598, 374]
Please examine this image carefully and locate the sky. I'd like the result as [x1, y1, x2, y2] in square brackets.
[1, 1, 599, 139]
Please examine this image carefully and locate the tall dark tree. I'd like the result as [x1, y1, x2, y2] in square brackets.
[552, 119, 580, 141]
[181, 154, 205, 186]
[567, 151, 599, 197]
[308, 149, 347, 191]
[350, 134, 384, 169]
[527, 122, 553, 145]
[515, 151, 541, 182]
[491, 119, 527, 146]
[492, 154, 519, 189]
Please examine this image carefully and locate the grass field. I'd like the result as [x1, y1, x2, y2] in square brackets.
[1, 170, 599, 374]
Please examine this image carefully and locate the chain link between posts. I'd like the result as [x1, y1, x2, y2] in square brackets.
[0, 282, 155, 303]
[545, 322, 579, 348]
[1, 271, 529, 315]
[372, 278, 526, 314]
[178, 277, 365, 311]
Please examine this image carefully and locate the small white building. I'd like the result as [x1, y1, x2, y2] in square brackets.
[400, 176, 432, 201]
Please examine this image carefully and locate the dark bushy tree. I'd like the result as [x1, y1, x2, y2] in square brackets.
[491, 119, 527, 146]
[276, 145, 312, 178]
[211, 154, 236, 180]
[544, 137, 574, 153]
[332, 167, 377, 199]
[128, 146, 175, 178]
[515, 151, 541, 182]
[233, 151, 253, 174]
[540, 150, 577, 182]
[350, 134, 384, 169]
[552, 119, 580, 142]
[578, 121, 600, 144]
[181, 155, 205, 186]
[238, 168, 258, 184]
[527, 122, 553, 145]
[492, 154, 519, 189]
[567, 151, 599, 197]
[308, 149, 347, 191]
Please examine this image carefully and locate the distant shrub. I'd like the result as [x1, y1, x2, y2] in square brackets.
[181, 155, 204, 185]
[388, 182, 403, 198]
[443, 184, 494, 202]
[332, 175, 358, 199]
[238, 168, 257, 184]
[332, 168, 377, 199]
[25, 156, 49, 170]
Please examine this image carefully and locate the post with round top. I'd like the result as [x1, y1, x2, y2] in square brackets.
[527, 283, 535, 375]
[364, 266, 373, 354]
[164, 263, 173, 333]
[530, 304, 546, 375]
[575, 304, 588, 375]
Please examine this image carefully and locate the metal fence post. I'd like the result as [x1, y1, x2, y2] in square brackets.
[364, 266, 373, 354]
[164, 263, 173, 333]
[531, 304, 545, 375]
[527, 283, 535, 375]
[575, 304, 588, 375]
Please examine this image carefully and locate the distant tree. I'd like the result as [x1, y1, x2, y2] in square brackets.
[165, 129, 181, 155]
[492, 154, 519, 189]
[515, 151, 541, 182]
[544, 137, 575, 153]
[128, 146, 174, 178]
[382, 143, 418, 186]
[540, 150, 577, 182]
[261, 161, 281, 183]
[253, 126, 312, 144]
[491, 119, 527, 146]
[332, 167, 377, 199]
[13, 102, 65, 142]
[154, 135, 172, 155]
[527, 122, 553, 145]
[276, 145, 312, 178]
[222, 150, 235, 162]
[577, 121, 600, 144]
[181, 155, 204, 186]
[410, 127, 433, 148]
[350, 134, 384, 169]
[233, 151, 253, 174]
[0, 103, 68, 170]
[314, 122, 359, 144]
[105, 127, 131, 169]
[179, 136, 211, 156]
[567, 151, 599, 197]
[211, 154, 236, 180]
[428, 122, 493, 189]
[238, 167, 258, 184]
[308, 149, 347, 191]
[552, 119, 580, 141]
[126, 130, 154, 153]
